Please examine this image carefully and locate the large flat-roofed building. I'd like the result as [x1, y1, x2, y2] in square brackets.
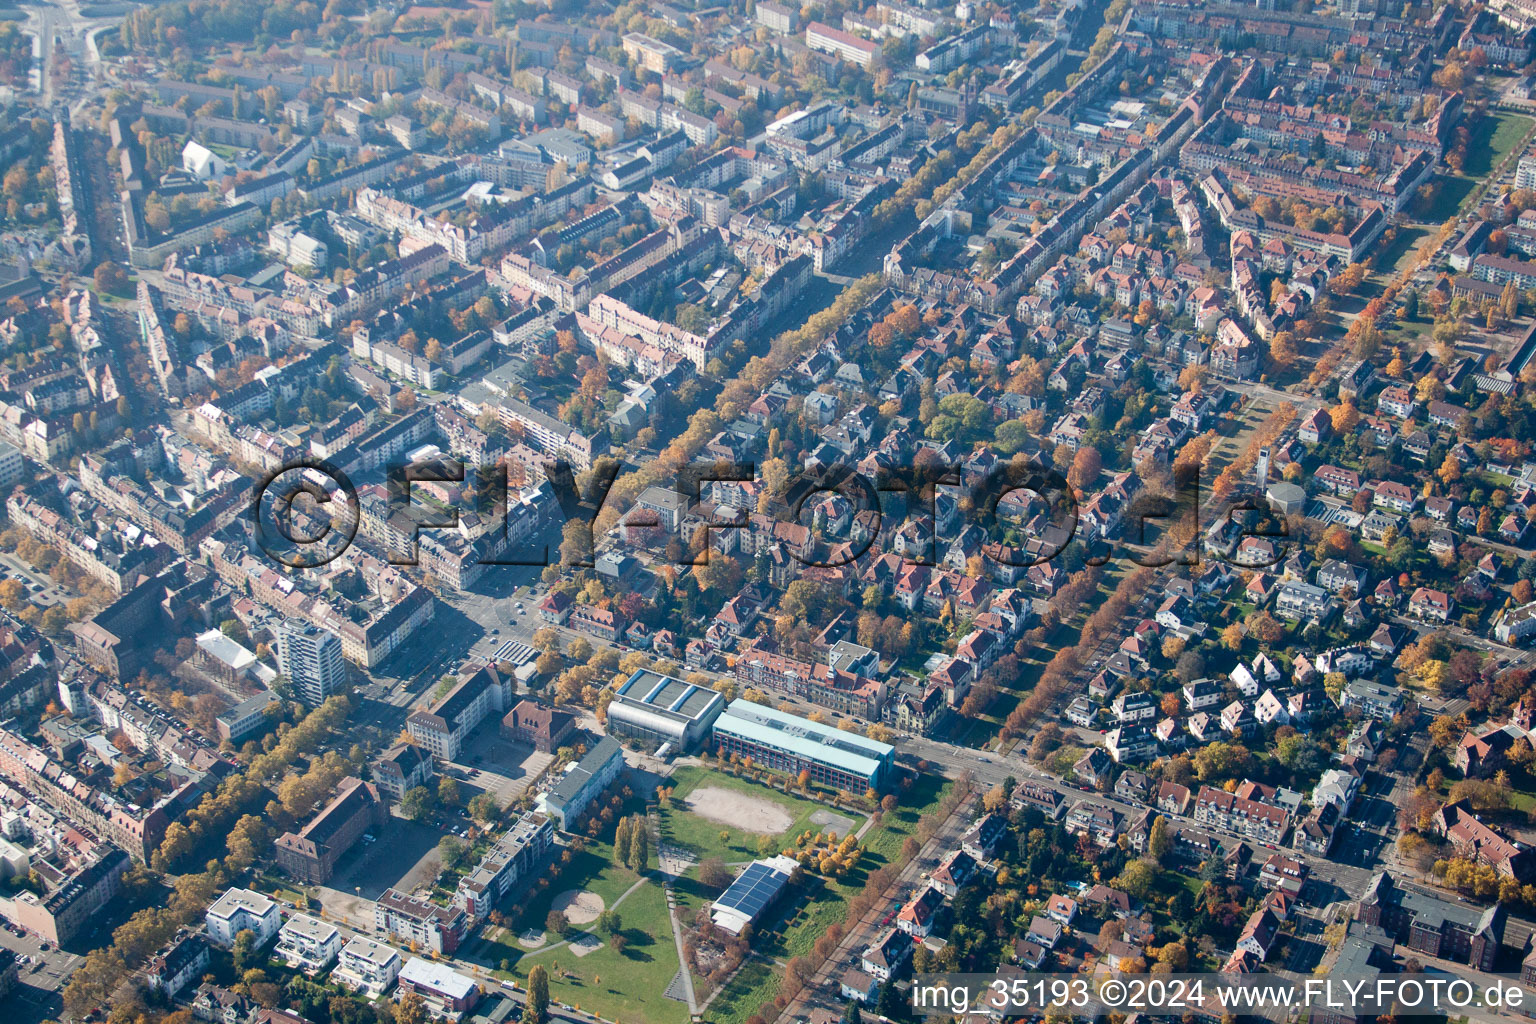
[711, 699, 894, 791]
[274, 777, 387, 883]
[710, 855, 799, 935]
[397, 957, 480, 1018]
[540, 735, 624, 830]
[606, 669, 726, 753]
[216, 691, 277, 744]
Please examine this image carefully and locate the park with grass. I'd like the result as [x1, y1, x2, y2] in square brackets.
[669, 767, 960, 1024]
[457, 761, 962, 1024]
[503, 879, 690, 1024]
[657, 764, 867, 865]
[466, 790, 692, 1024]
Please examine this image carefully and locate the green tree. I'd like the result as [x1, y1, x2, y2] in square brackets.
[1192, 741, 1250, 783]
[1114, 859, 1160, 900]
[232, 929, 256, 974]
[614, 815, 632, 867]
[439, 836, 469, 872]
[402, 785, 434, 821]
[525, 964, 550, 1024]
[1276, 734, 1325, 776]
[438, 776, 460, 807]
[1148, 816, 1172, 862]
[467, 793, 499, 821]
[1323, 671, 1347, 703]
[627, 816, 649, 873]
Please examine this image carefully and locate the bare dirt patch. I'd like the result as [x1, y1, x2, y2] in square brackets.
[568, 932, 603, 957]
[518, 928, 546, 948]
[552, 889, 605, 925]
[684, 785, 794, 834]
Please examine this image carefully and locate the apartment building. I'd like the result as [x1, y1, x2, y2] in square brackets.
[278, 620, 347, 706]
[206, 888, 281, 948]
[406, 665, 514, 761]
[1357, 872, 1504, 971]
[371, 743, 436, 803]
[374, 889, 468, 955]
[805, 21, 879, 67]
[4, 845, 130, 946]
[622, 32, 685, 72]
[451, 812, 554, 923]
[1193, 786, 1291, 844]
[541, 736, 625, 830]
[1274, 580, 1331, 622]
[586, 293, 717, 370]
[332, 936, 402, 997]
[275, 915, 342, 974]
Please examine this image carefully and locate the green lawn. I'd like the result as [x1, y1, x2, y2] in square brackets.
[700, 773, 953, 1015]
[1466, 112, 1534, 178]
[706, 960, 782, 1024]
[658, 765, 864, 864]
[1374, 225, 1428, 278]
[521, 841, 642, 929]
[1418, 113, 1536, 225]
[508, 880, 689, 1024]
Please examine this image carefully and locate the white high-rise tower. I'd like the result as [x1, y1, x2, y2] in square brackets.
[279, 620, 346, 706]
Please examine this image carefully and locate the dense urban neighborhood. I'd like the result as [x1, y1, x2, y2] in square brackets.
[10, 0, 1536, 1023]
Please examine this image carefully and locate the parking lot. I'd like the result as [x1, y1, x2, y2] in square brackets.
[321, 816, 447, 903]
[0, 924, 81, 1024]
[447, 730, 556, 807]
[0, 552, 76, 610]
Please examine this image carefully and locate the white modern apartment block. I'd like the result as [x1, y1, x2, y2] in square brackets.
[332, 936, 403, 997]
[1518, 148, 1536, 191]
[279, 620, 347, 706]
[0, 441, 23, 489]
[275, 914, 342, 973]
[205, 888, 280, 947]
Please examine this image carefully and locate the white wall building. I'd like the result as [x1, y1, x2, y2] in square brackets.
[275, 914, 341, 973]
[332, 936, 402, 997]
[279, 620, 347, 706]
[205, 888, 280, 947]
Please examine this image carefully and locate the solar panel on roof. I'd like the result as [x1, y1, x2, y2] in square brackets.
[713, 861, 789, 919]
